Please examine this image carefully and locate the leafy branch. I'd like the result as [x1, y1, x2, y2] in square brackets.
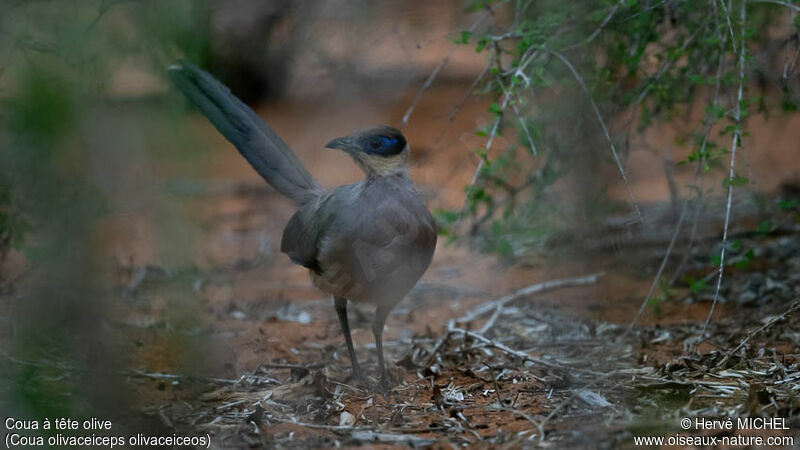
[424, 0, 799, 331]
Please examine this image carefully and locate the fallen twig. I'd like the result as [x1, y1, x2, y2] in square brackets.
[450, 327, 604, 375]
[258, 363, 325, 371]
[422, 319, 455, 366]
[270, 417, 372, 432]
[486, 364, 506, 406]
[718, 299, 800, 367]
[455, 273, 603, 329]
[126, 369, 241, 385]
[350, 430, 437, 446]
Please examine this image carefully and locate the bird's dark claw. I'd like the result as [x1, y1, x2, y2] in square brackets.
[346, 368, 371, 390]
[376, 377, 390, 394]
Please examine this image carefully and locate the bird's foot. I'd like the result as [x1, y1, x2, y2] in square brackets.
[346, 368, 371, 390]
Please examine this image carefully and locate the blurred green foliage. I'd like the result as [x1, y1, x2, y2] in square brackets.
[0, 0, 217, 424]
[0, 179, 30, 264]
[440, 0, 799, 257]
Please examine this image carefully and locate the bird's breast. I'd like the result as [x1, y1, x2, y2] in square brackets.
[312, 177, 437, 303]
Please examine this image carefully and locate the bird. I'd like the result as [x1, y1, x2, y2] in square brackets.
[168, 63, 437, 391]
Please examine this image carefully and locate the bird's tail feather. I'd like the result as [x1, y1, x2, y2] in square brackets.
[168, 63, 324, 205]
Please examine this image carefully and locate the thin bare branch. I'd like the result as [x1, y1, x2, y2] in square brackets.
[402, 10, 491, 124]
[501, 77, 539, 156]
[750, 0, 800, 12]
[548, 49, 645, 226]
[634, 25, 706, 105]
[468, 85, 510, 186]
[514, 106, 538, 156]
[586, 0, 624, 44]
[670, 0, 729, 285]
[717, 0, 739, 55]
[433, 63, 491, 145]
[402, 46, 457, 125]
[628, 129, 714, 331]
[704, 0, 747, 332]
[624, 195, 690, 335]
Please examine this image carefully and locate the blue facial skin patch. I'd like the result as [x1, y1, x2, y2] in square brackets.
[378, 136, 397, 148]
[366, 136, 404, 156]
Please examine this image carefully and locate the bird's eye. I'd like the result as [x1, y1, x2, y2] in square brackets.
[370, 136, 396, 149]
[364, 135, 402, 155]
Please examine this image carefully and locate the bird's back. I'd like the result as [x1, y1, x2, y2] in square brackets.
[281, 173, 437, 304]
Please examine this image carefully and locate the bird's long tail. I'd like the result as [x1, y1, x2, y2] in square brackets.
[168, 63, 324, 206]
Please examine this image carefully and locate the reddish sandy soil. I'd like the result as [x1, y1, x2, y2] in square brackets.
[39, 81, 799, 447]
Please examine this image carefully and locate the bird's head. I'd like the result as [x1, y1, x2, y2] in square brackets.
[325, 125, 409, 176]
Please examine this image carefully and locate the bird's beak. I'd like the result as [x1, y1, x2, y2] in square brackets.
[325, 136, 354, 152]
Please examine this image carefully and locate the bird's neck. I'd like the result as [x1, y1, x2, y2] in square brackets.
[351, 148, 409, 178]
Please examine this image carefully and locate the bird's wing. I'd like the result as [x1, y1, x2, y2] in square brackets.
[168, 63, 324, 206]
[280, 186, 350, 273]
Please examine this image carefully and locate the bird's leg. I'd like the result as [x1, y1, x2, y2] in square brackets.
[372, 303, 391, 392]
[334, 296, 363, 382]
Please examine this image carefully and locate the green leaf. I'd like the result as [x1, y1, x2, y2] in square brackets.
[688, 277, 707, 293]
[778, 198, 798, 211]
[466, 0, 489, 11]
[722, 175, 748, 188]
[648, 295, 662, 316]
[781, 99, 798, 111]
[465, 185, 487, 201]
[436, 227, 453, 237]
[710, 254, 722, 266]
[756, 220, 772, 235]
[689, 74, 707, 85]
[705, 104, 725, 119]
[433, 209, 460, 225]
[476, 36, 489, 53]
